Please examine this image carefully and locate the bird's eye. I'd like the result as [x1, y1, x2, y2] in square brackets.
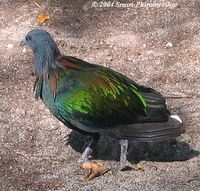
[26, 36, 32, 41]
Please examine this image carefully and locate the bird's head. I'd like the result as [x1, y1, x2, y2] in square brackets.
[20, 29, 59, 52]
[21, 29, 60, 75]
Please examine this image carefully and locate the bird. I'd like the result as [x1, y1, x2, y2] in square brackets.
[20, 29, 184, 170]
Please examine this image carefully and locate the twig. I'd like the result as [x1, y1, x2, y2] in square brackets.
[187, 176, 200, 183]
[165, 95, 194, 99]
[33, 1, 41, 8]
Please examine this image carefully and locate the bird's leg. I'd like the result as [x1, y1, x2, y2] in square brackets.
[119, 139, 129, 171]
[78, 134, 100, 163]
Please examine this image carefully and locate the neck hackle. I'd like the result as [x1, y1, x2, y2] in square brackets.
[34, 39, 61, 77]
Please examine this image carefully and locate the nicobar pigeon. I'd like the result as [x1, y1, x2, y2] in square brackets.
[21, 29, 184, 170]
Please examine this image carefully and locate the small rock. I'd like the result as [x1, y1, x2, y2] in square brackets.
[6, 44, 13, 49]
[22, 47, 27, 53]
[165, 42, 173, 48]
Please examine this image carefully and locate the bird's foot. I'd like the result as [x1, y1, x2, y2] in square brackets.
[118, 161, 133, 171]
[78, 134, 99, 163]
[111, 162, 132, 174]
[111, 139, 131, 174]
[77, 147, 93, 163]
[112, 163, 144, 174]
[119, 139, 129, 171]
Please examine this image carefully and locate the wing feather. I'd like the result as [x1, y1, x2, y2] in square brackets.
[55, 56, 148, 128]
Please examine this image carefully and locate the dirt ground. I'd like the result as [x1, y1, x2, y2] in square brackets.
[0, 0, 200, 190]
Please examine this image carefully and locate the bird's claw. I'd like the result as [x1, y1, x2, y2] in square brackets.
[77, 147, 93, 164]
[119, 160, 133, 171]
[77, 157, 88, 164]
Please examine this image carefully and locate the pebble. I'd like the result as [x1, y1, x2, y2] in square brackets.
[22, 47, 27, 53]
[6, 44, 13, 49]
[165, 42, 173, 48]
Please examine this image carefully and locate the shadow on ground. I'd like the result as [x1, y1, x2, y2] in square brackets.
[66, 131, 199, 164]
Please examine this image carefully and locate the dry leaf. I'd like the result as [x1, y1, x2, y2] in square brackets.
[37, 12, 50, 23]
[81, 162, 110, 181]
[133, 164, 145, 171]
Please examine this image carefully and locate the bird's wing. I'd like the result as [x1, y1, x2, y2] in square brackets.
[54, 56, 148, 130]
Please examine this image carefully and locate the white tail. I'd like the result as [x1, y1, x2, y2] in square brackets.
[170, 114, 182, 123]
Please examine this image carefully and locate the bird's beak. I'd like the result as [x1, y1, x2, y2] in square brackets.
[20, 38, 27, 46]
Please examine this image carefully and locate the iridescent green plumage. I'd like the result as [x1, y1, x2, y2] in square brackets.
[21, 29, 184, 169]
[33, 54, 173, 136]
[53, 57, 148, 130]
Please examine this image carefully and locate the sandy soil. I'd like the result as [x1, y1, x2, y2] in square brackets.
[0, 0, 200, 190]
